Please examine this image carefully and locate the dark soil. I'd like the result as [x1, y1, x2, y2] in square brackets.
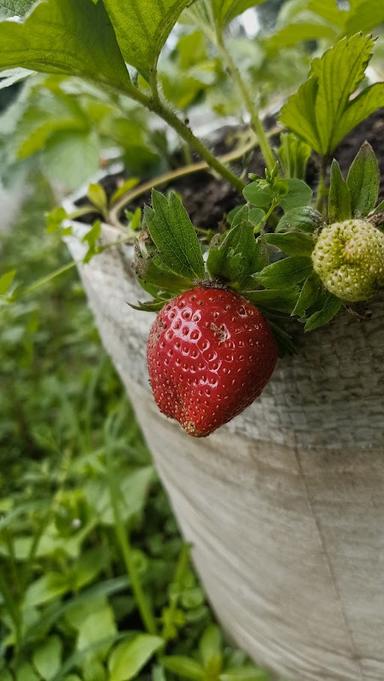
[75, 110, 384, 229]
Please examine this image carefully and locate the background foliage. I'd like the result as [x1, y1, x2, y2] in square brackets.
[0, 178, 269, 680]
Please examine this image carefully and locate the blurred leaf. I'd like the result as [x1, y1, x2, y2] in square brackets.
[33, 636, 62, 680]
[103, 0, 193, 81]
[77, 602, 117, 652]
[0, 270, 16, 296]
[220, 667, 268, 681]
[24, 572, 68, 608]
[111, 178, 140, 205]
[82, 221, 102, 264]
[199, 625, 222, 668]
[266, 21, 336, 52]
[345, 0, 384, 33]
[0, 0, 132, 93]
[85, 466, 154, 525]
[16, 663, 40, 681]
[161, 656, 204, 680]
[346, 141, 379, 217]
[41, 131, 100, 190]
[212, 0, 265, 29]
[87, 184, 108, 214]
[108, 635, 164, 681]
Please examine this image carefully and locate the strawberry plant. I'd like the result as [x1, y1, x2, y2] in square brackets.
[1, 3, 384, 436]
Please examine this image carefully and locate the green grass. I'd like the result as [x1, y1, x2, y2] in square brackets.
[0, 176, 269, 681]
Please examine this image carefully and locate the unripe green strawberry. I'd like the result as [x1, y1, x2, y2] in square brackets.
[147, 286, 278, 437]
[312, 219, 384, 302]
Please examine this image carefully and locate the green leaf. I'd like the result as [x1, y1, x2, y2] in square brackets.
[230, 205, 265, 233]
[292, 272, 323, 317]
[304, 293, 342, 331]
[212, 0, 265, 29]
[256, 256, 313, 288]
[77, 602, 117, 652]
[281, 34, 377, 154]
[280, 178, 312, 210]
[108, 635, 164, 681]
[11, 89, 88, 160]
[346, 142, 379, 217]
[16, 663, 40, 681]
[24, 572, 69, 607]
[103, 0, 193, 81]
[199, 625, 222, 669]
[206, 222, 266, 285]
[345, 0, 384, 34]
[332, 83, 384, 151]
[244, 287, 299, 314]
[315, 34, 373, 153]
[144, 191, 205, 280]
[0, 269, 16, 296]
[328, 160, 351, 222]
[41, 131, 100, 190]
[0, 0, 132, 93]
[266, 21, 337, 53]
[264, 232, 314, 257]
[87, 183, 108, 214]
[276, 206, 323, 233]
[220, 666, 268, 681]
[243, 180, 275, 209]
[161, 656, 204, 680]
[0, 0, 34, 17]
[280, 77, 320, 152]
[33, 636, 62, 681]
[278, 132, 312, 180]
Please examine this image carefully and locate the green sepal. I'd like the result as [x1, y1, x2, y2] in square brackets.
[292, 272, 323, 317]
[264, 231, 314, 257]
[304, 292, 343, 332]
[255, 256, 313, 289]
[144, 190, 205, 281]
[243, 287, 300, 314]
[134, 230, 194, 300]
[206, 222, 267, 287]
[129, 298, 169, 312]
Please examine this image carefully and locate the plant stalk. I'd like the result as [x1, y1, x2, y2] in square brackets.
[147, 98, 245, 193]
[316, 155, 329, 214]
[105, 436, 157, 635]
[215, 31, 276, 174]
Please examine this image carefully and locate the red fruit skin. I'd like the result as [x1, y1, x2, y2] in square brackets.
[147, 285, 278, 437]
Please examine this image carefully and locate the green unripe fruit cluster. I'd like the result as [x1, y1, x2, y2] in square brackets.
[312, 219, 384, 302]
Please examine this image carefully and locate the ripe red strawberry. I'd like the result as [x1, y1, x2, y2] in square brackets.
[147, 285, 278, 437]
